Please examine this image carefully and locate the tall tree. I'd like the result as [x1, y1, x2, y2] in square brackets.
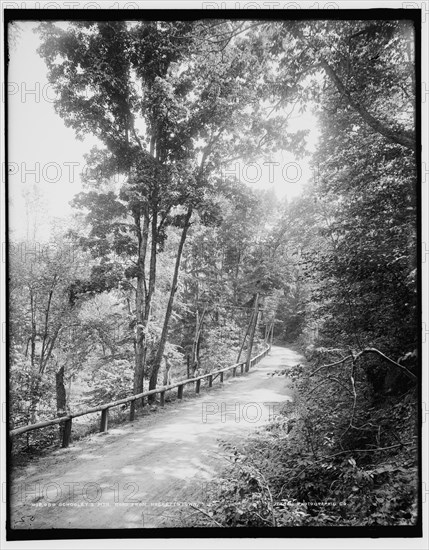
[38, 20, 294, 409]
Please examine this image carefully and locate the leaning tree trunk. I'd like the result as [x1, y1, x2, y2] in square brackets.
[268, 319, 275, 348]
[245, 293, 259, 372]
[237, 309, 254, 363]
[148, 208, 192, 401]
[56, 365, 67, 442]
[192, 304, 207, 368]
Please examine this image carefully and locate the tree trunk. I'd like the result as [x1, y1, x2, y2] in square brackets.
[30, 288, 36, 368]
[130, 212, 149, 420]
[148, 208, 192, 399]
[28, 288, 39, 423]
[28, 375, 40, 425]
[245, 293, 259, 372]
[268, 320, 275, 348]
[146, 207, 158, 320]
[162, 355, 171, 386]
[56, 365, 67, 441]
[39, 277, 57, 374]
[196, 334, 202, 366]
[237, 309, 254, 363]
[264, 323, 269, 344]
[192, 304, 207, 367]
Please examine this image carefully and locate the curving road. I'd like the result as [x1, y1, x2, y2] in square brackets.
[10, 345, 302, 530]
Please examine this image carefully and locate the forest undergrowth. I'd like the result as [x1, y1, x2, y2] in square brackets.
[182, 344, 419, 527]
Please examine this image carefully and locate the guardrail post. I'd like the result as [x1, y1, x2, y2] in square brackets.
[62, 419, 72, 448]
[130, 400, 136, 421]
[100, 408, 109, 432]
[220, 372, 224, 383]
[178, 385, 184, 400]
[240, 363, 244, 374]
[232, 367, 237, 377]
[195, 379, 201, 394]
[160, 391, 165, 407]
[208, 375, 213, 387]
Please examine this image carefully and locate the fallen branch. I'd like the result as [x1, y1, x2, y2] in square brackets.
[310, 355, 352, 376]
[364, 348, 417, 379]
[310, 348, 417, 380]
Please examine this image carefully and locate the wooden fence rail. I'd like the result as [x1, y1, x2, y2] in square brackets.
[10, 346, 271, 448]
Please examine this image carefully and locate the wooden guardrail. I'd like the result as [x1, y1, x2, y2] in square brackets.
[10, 346, 271, 448]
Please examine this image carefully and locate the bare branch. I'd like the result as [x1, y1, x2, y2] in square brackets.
[363, 347, 417, 379]
[310, 355, 352, 376]
[310, 348, 417, 380]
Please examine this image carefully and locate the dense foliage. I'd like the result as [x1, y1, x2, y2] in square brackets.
[9, 17, 418, 527]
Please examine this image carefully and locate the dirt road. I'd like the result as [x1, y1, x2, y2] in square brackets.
[10, 345, 302, 530]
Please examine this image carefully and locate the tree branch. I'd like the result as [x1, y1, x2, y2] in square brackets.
[364, 347, 417, 379]
[321, 60, 415, 151]
[310, 355, 351, 376]
[189, 504, 223, 527]
[310, 347, 417, 380]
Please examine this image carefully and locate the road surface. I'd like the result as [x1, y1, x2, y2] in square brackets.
[10, 345, 303, 530]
